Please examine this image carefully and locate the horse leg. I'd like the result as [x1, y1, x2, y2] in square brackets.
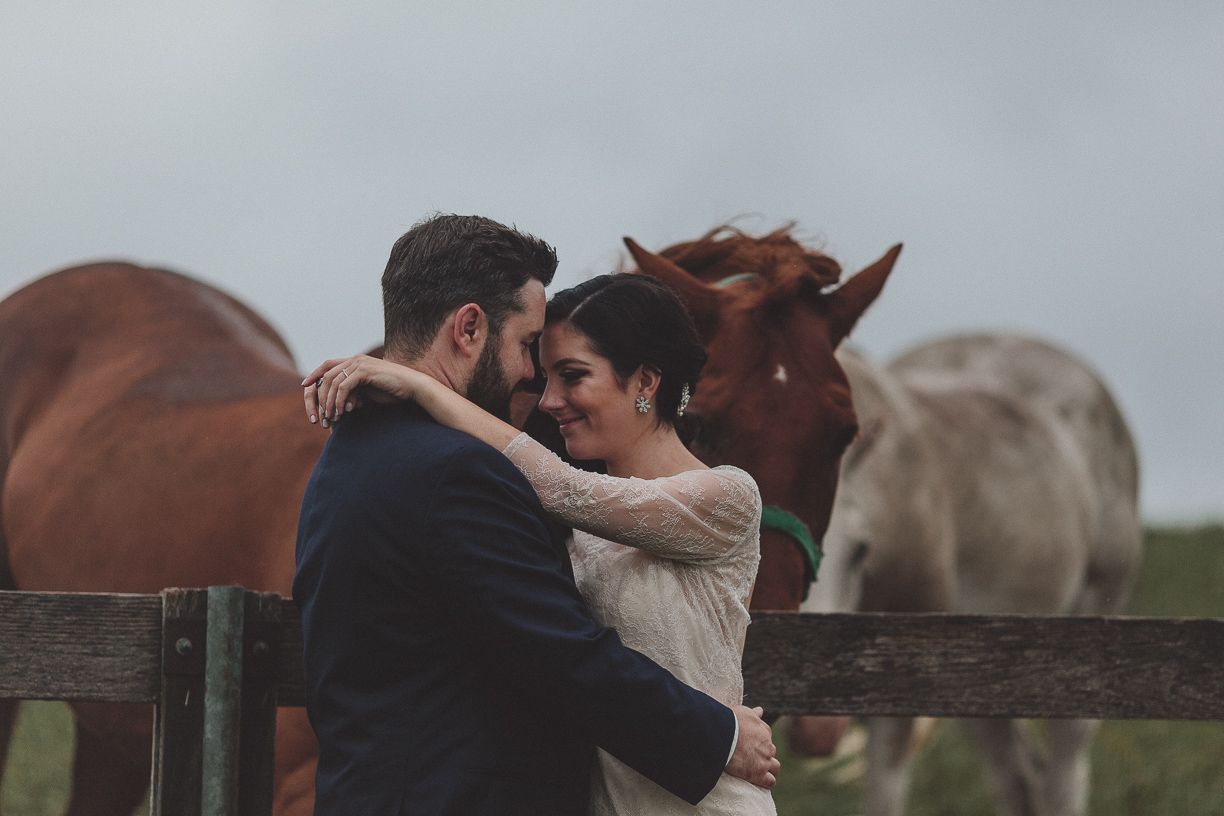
[0, 699, 21, 811]
[1040, 718, 1095, 816]
[1032, 531, 1121, 816]
[272, 707, 320, 816]
[64, 704, 152, 816]
[958, 718, 1045, 816]
[863, 716, 917, 816]
[786, 715, 851, 756]
[0, 525, 20, 810]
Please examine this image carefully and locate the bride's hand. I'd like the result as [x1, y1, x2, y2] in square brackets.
[301, 355, 430, 428]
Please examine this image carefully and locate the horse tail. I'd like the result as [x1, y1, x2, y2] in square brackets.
[1079, 374, 1143, 616]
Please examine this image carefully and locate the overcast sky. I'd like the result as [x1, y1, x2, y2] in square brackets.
[2, 2, 1221, 521]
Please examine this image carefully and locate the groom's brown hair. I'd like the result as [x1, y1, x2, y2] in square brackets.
[381, 214, 557, 360]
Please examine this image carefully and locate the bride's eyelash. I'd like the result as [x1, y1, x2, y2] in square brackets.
[560, 369, 586, 382]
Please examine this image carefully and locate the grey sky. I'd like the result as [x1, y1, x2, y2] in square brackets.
[2, 2, 1221, 520]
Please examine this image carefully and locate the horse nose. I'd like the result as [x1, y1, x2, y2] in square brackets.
[787, 715, 851, 757]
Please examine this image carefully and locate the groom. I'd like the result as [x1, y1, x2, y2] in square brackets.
[294, 214, 778, 815]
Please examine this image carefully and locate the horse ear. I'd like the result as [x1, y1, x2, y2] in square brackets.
[826, 243, 902, 347]
[623, 237, 722, 335]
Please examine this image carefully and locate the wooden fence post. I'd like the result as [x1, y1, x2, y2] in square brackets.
[152, 588, 207, 816]
[237, 591, 282, 816]
[202, 587, 244, 816]
[150, 588, 281, 816]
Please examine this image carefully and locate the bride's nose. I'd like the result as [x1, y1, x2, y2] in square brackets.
[538, 380, 564, 413]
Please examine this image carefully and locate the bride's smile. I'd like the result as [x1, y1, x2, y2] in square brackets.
[537, 321, 659, 467]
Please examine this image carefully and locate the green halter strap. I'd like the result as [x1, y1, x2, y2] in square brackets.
[713, 272, 760, 288]
[759, 505, 823, 601]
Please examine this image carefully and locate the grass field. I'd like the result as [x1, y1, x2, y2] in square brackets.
[3, 525, 1222, 815]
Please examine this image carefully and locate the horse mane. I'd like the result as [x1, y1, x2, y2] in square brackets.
[659, 224, 843, 293]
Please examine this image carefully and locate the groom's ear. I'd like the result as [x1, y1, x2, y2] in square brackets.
[450, 303, 487, 360]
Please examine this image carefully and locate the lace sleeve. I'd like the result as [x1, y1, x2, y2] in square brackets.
[502, 433, 761, 562]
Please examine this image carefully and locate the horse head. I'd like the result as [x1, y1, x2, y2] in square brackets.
[624, 227, 901, 611]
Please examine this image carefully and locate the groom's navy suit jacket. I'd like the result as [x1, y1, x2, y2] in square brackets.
[294, 404, 735, 816]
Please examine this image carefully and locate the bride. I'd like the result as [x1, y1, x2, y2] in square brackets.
[305, 272, 777, 816]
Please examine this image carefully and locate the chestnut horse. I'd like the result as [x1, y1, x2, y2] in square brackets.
[0, 263, 322, 816]
[622, 228, 901, 612]
[0, 228, 897, 815]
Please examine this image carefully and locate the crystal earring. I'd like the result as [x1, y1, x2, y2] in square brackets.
[677, 383, 691, 417]
[636, 396, 651, 413]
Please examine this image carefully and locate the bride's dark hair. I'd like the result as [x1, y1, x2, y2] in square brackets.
[543, 273, 707, 437]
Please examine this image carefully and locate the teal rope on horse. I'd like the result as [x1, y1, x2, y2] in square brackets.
[759, 505, 823, 601]
[713, 272, 760, 288]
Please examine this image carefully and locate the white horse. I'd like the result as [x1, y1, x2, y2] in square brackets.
[796, 333, 1142, 816]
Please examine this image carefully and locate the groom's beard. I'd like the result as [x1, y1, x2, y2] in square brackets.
[464, 338, 516, 422]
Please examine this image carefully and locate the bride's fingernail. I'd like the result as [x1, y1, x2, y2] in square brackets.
[310, 415, 317, 424]
[345, 402, 353, 412]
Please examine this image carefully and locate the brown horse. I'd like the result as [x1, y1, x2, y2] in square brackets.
[0, 263, 322, 816]
[0, 227, 897, 814]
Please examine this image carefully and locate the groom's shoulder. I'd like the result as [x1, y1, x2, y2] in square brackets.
[328, 404, 519, 483]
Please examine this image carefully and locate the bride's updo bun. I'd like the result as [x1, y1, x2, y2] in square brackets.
[545, 274, 707, 433]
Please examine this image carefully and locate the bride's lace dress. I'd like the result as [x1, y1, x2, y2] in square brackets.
[503, 433, 776, 816]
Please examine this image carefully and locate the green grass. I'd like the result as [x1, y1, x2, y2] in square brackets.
[772, 523, 1224, 815]
[0, 702, 150, 816]
[0, 701, 73, 816]
[3, 526, 1223, 815]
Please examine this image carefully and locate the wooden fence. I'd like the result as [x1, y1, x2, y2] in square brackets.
[2, 587, 1223, 815]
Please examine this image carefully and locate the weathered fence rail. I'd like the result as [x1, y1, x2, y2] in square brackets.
[742, 612, 1224, 719]
[3, 587, 1224, 815]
